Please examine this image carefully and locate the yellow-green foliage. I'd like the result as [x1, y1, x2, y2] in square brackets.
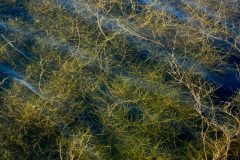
[0, 0, 239, 160]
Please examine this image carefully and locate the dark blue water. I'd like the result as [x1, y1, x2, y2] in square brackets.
[205, 69, 240, 102]
[79, 111, 104, 134]
[127, 105, 143, 122]
[0, 62, 23, 78]
[0, 1, 33, 20]
[136, 0, 150, 5]
[131, 49, 152, 63]
[211, 37, 236, 54]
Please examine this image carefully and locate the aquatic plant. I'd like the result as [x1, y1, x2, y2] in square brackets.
[0, 0, 239, 159]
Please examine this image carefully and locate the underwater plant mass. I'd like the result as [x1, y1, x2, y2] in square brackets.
[0, 0, 240, 159]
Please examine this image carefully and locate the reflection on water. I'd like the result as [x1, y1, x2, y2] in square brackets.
[0, 62, 41, 96]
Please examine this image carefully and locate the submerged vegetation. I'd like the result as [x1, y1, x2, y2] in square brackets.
[0, 0, 240, 159]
